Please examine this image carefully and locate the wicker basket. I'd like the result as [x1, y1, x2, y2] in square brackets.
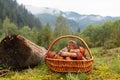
[45, 35, 94, 73]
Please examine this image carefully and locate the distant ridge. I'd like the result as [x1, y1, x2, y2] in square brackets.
[26, 5, 120, 32]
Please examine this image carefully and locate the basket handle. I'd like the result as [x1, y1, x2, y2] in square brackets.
[47, 35, 93, 59]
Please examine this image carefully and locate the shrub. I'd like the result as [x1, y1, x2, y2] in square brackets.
[104, 39, 117, 49]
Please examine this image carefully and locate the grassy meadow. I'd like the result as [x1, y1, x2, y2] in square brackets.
[0, 47, 120, 80]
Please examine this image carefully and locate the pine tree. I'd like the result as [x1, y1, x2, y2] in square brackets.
[2, 17, 10, 36]
[37, 23, 53, 48]
[54, 16, 71, 38]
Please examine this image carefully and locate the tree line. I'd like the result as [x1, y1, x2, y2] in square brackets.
[0, 16, 71, 48]
[79, 20, 120, 49]
[0, 16, 120, 50]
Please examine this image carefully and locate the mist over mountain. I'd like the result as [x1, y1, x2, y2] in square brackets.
[26, 5, 120, 32]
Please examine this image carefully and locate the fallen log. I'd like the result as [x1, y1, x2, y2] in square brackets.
[0, 35, 47, 70]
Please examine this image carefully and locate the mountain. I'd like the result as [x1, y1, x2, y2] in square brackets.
[26, 6, 120, 32]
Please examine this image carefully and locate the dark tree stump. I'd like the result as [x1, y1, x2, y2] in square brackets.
[0, 35, 47, 70]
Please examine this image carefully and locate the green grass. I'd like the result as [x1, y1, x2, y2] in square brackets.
[66, 73, 87, 80]
[110, 58, 120, 74]
[0, 47, 120, 80]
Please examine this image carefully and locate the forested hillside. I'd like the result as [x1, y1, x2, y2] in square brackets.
[0, 0, 42, 29]
[0, 0, 119, 49]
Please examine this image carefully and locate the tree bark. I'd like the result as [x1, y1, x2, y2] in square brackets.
[0, 35, 47, 70]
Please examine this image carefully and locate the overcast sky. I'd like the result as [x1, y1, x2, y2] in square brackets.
[16, 0, 120, 17]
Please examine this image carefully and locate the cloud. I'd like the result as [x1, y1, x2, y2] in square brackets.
[16, 0, 120, 16]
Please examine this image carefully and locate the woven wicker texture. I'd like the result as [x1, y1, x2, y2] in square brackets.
[45, 35, 94, 73]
